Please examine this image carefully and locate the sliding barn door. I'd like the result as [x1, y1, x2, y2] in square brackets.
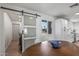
[22, 14, 36, 52]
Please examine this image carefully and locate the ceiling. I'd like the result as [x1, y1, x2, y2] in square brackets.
[1, 3, 79, 21]
[8, 3, 79, 17]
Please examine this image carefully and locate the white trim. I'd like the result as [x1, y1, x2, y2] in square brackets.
[12, 21, 21, 24]
[23, 26, 36, 28]
[23, 37, 36, 40]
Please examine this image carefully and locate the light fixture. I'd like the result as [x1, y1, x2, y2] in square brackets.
[24, 28, 28, 34]
[75, 13, 79, 15]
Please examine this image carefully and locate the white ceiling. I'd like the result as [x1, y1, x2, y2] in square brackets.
[8, 3, 79, 17]
[1, 3, 79, 21]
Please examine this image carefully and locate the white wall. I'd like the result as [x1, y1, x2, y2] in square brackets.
[36, 14, 54, 43]
[65, 21, 74, 42]
[0, 11, 5, 56]
[0, 11, 12, 56]
[4, 13, 12, 50]
[73, 22, 79, 41]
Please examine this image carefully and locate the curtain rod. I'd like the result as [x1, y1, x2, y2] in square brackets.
[0, 6, 41, 17]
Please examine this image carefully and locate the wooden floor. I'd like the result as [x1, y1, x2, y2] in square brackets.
[5, 39, 79, 56]
[23, 41, 79, 56]
[74, 41, 79, 47]
[5, 40, 21, 56]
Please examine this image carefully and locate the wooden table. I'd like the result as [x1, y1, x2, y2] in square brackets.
[22, 41, 79, 56]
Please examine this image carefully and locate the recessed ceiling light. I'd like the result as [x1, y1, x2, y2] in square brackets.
[75, 13, 79, 15]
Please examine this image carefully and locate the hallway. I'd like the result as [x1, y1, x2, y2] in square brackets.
[5, 40, 21, 56]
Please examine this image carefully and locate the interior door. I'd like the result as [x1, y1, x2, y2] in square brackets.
[12, 24, 20, 40]
[54, 19, 67, 40]
[54, 18, 74, 42]
[55, 19, 62, 40]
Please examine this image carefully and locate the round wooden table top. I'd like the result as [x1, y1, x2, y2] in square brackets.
[22, 40, 79, 56]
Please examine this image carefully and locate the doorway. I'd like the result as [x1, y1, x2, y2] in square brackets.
[5, 13, 23, 55]
[54, 19, 64, 40]
[12, 23, 20, 40]
[54, 18, 73, 41]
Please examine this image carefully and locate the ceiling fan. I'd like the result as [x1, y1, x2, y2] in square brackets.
[70, 3, 79, 8]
